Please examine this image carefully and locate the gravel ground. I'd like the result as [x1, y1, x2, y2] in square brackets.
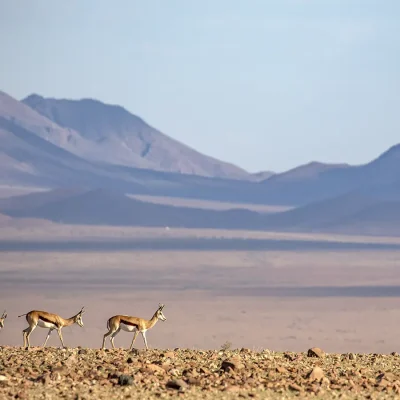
[0, 346, 400, 399]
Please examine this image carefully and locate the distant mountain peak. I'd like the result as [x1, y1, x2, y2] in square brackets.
[23, 93, 43, 102]
[22, 93, 250, 180]
[265, 161, 350, 183]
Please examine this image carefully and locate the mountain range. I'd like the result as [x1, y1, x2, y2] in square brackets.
[1, 89, 400, 235]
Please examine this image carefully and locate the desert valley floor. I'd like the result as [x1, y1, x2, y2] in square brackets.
[1, 222, 400, 354]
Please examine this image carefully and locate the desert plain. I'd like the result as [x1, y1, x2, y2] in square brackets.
[1, 212, 400, 398]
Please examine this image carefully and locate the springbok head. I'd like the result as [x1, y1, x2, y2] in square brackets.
[156, 303, 167, 322]
[74, 306, 85, 327]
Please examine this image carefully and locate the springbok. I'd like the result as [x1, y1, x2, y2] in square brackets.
[0, 310, 7, 329]
[18, 307, 85, 348]
[102, 303, 166, 350]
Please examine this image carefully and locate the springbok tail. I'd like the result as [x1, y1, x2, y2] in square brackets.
[18, 313, 28, 318]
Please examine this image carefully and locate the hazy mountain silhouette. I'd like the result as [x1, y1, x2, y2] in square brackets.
[0, 188, 267, 230]
[261, 180, 400, 234]
[22, 94, 250, 180]
[266, 162, 350, 183]
[258, 147, 400, 205]
[326, 201, 400, 235]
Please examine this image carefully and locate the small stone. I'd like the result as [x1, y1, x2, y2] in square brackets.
[276, 366, 288, 374]
[127, 357, 134, 364]
[289, 383, 302, 392]
[348, 353, 356, 360]
[169, 368, 180, 377]
[0, 376, 7, 382]
[224, 385, 241, 392]
[166, 379, 188, 391]
[65, 355, 78, 366]
[240, 348, 251, 353]
[221, 358, 244, 372]
[307, 347, 325, 358]
[378, 372, 395, 382]
[141, 364, 165, 374]
[377, 378, 390, 388]
[186, 377, 201, 386]
[50, 371, 62, 381]
[118, 374, 134, 386]
[131, 348, 144, 356]
[322, 377, 330, 386]
[37, 373, 50, 385]
[391, 351, 398, 356]
[308, 366, 325, 382]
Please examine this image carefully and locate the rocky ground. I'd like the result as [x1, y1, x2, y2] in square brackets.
[0, 346, 400, 399]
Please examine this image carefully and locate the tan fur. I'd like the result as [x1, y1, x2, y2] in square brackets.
[0, 310, 7, 330]
[102, 304, 166, 350]
[18, 307, 85, 348]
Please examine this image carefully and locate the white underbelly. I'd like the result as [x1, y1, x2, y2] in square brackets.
[120, 323, 137, 332]
[37, 320, 56, 329]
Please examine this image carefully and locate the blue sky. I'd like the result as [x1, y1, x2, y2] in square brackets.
[1, 0, 399, 172]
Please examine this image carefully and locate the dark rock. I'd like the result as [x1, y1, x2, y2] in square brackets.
[221, 358, 244, 372]
[118, 374, 134, 386]
[307, 347, 325, 358]
[289, 383, 302, 392]
[166, 379, 188, 391]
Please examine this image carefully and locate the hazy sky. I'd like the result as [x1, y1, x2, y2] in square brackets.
[1, 1, 399, 172]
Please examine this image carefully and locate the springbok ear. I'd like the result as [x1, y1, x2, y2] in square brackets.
[4, 313, 7, 319]
[80, 306, 85, 314]
[159, 303, 165, 310]
[1, 310, 6, 319]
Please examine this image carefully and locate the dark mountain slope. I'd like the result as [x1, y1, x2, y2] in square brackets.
[261, 180, 400, 234]
[0, 117, 146, 191]
[0, 188, 85, 212]
[1, 188, 266, 230]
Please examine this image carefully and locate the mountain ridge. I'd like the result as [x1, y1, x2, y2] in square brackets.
[22, 93, 251, 180]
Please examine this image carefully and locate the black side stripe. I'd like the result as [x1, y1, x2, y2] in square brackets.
[39, 316, 58, 326]
[120, 319, 139, 328]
